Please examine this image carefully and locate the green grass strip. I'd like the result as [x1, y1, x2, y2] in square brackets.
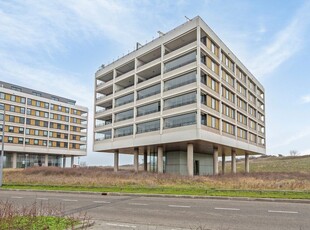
[0, 216, 78, 230]
[2, 184, 310, 199]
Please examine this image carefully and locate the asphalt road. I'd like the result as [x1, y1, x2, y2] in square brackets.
[0, 190, 309, 230]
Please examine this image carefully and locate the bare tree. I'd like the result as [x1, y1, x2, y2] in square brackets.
[289, 150, 299, 157]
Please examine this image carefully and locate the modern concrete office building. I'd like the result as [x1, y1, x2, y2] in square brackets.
[94, 16, 266, 176]
[0, 81, 88, 168]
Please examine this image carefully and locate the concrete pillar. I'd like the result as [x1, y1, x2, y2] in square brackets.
[71, 156, 74, 167]
[213, 147, 219, 175]
[12, 153, 17, 169]
[114, 150, 119, 172]
[157, 146, 163, 173]
[62, 156, 66, 168]
[147, 146, 151, 171]
[134, 148, 139, 173]
[143, 150, 147, 172]
[245, 153, 250, 173]
[45, 154, 48, 167]
[231, 150, 236, 174]
[187, 143, 194, 176]
[221, 153, 225, 175]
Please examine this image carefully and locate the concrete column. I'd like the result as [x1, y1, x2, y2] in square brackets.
[245, 153, 250, 173]
[231, 150, 236, 174]
[187, 143, 194, 176]
[62, 156, 66, 168]
[221, 153, 225, 175]
[213, 147, 219, 175]
[12, 153, 17, 169]
[157, 146, 163, 173]
[134, 148, 139, 173]
[114, 150, 119, 172]
[143, 150, 147, 172]
[71, 156, 74, 167]
[147, 146, 151, 171]
[45, 154, 48, 167]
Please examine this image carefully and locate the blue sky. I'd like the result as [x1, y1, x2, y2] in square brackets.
[1, 0, 310, 165]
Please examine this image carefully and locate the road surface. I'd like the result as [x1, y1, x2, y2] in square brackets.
[0, 190, 309, 230]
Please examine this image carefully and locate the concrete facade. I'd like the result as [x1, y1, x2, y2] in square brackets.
[0, 81, 88, 168]
[93, 16, 266, 175]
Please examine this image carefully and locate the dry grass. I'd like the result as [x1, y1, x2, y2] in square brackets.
[4, 165, 310, 191]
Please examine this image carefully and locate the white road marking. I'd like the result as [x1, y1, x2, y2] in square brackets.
[128, 203, 148, 206]
[62, 199, 78, 202]
[93, 201, 111, 204]
[36, 198, 48, 200]
[11, 196, 23, 199]
[168, 205, 191, 208]
[214, 207, 240, 211]
[268, 210, 299, 214]
[106, 223, 136, 228]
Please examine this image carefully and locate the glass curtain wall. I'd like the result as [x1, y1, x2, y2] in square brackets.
[115, 93, 134, 107]
[114, 125, 133, 138]
[115, 109, 133, 122]
[137, 84, 161, 100]
[164, 91, 196, 110]
[164, 112, 196, 129]
[137, 102, 160, 116]
[164, 71, 196, 91]
[136, 120, 160, 134]
[164, 51, 196, 73]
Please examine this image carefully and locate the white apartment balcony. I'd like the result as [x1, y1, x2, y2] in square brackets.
[163, 82, 197, 98]
[136, 75, 161, 91]
[95, 108, 112, 119]
[96, 94, 113, 106]
[114, 85, 134, 98]
[137, 57, 161, 73]
[115, 60, 135, 78]
[113, 102, 134, 113]
[96, 79, 113, 91]
[164, 41, 197, 62]
[113, 118, 134, 128]
[163, 62, 197, 80]
[95, 123, 113, 132]
[135, 111, 161, 123]
[162, 103, 196, 117]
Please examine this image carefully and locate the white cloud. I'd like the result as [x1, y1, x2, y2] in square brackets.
[301, 95, 310, 104]
[250, 1, 310, 78]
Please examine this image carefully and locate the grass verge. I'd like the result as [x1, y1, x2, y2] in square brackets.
[2, 184, 310, 199]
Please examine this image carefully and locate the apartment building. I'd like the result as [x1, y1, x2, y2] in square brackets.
[93, 16, 265, 176]
[0, 81, 88, 168]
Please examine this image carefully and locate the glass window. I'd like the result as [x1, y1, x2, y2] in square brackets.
[164, 71, 196, 91]
[115, 109, 134, 122]
[95, 130, 112, 140]
[19, 127, 24, 134]
[164, 113, 196, 129]
[20, 97, 26, 104]
[137, 84, 160, 100]
[164, 91, 196, 110]
[115, 93, 134, 107]
[114, 125, 133, 138]
[164, 51, 196, 73]
[8, 137, 13, 143]
[136, 120, 160, 134]
[137, 102, 160, 117]
[11, 95, 16, 102]
[18, 138, 23, 144]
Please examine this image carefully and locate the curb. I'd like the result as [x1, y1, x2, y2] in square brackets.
[1, 188, 310, 204]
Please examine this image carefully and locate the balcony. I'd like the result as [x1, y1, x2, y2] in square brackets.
[137, 46, 161, 69]
[116, 60, 135, 78]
